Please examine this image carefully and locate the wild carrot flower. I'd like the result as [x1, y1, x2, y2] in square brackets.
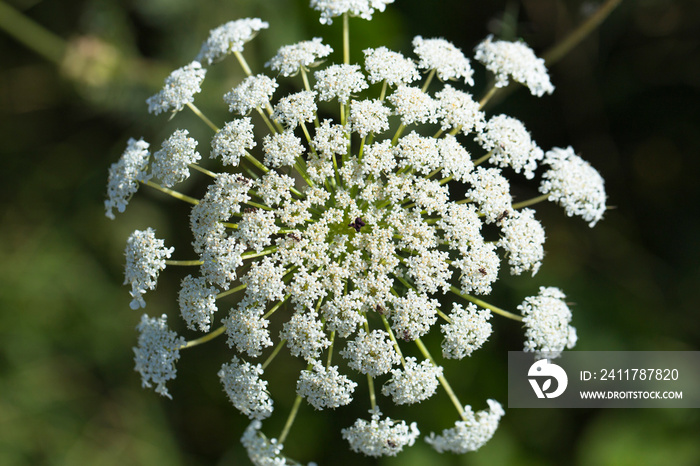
[107, 1, 608, 463]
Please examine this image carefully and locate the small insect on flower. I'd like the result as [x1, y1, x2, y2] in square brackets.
[348, 217, 366, 232]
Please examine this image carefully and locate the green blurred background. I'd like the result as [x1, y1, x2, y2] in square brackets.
[1, 0, 699, 464]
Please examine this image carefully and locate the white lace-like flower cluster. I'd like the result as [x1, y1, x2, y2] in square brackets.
[425, 399, 505, 453]
[109, 2, 607, 463]
[133, 314, 186, 399]
[519, 286, 578, 358]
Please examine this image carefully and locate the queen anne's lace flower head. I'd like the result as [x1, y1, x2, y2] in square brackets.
[498, 208, 546, 276]
[477, 114, 544, 179]
[474, 35, 554, 97]
[426, 399, 504, 453]
[133, 313, 186, 399]
[196, 18, 269, 65]
[364, 46, 420, 86]
[219, 356, 274, 420]
[539, 146, 607, 227]
[519, 286, 577, 358]
[441, 303, 493, 359]
[224, 74, 278, 115]
[152, 129, 200, 188]
[297, 362, 358, 410]
[342, 407, 420, 457]
[311, 0, 395, 24]
[178, 274, 218, 332]
[266, 38, 333, 77]
[110, 2, 608, 462]
[210, 117, 256, 166]
[124, 228, 174, 309]
[105, 138, 150, 219]
[413, 36, 474, 84]
[146, 61, 206, 115]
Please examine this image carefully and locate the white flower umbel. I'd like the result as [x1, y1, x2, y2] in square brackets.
[435, 85, 485, 135]
[124, 228, 174, 309]
[263, 131, 304, 168]
[133, 313, 186, 399]
[388, 85, 439, 126]
[105, 138, 151, 219]
[272, 90, 317, 129]
[196, 18, 269, 65]
[241, 420, 288, 466]
[223, 297, 274, 358]
[466, 167, 513, 224]
[266, 38, 333, 77]
[110, 1, 611, 461]
[341, 329, 400, 377]
[224, 74, 278, 116]
[219, 356, 274, 420]
[426, 399, 504, 453]
[520, 286, 577, 358]
[412, 36, 474, 84]
[146, 61, 206, 115]
[539, 146, 607, 227]
[279, 310, 331, 363]
[297, 362, 358, 410]
[474, 35, 554, 97]
[381, 357, 443, 405]
[152, 129, 200, 188]
[342, 407, 419, 457]
[498, 208, 546, 276]
[178, 274, 218, 332]
[349, 98, 390, 137]
[390, 290, 440, 341]
[314, 64, 368, 104]
[441, 303, 493, 359]
[210, 118, 256, 166]
[311, 0, 395, 24]
[477, 114, 544, 179]
[363, 46, 419, 86]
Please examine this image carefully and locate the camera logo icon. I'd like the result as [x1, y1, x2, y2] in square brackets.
[528, 359, 568, 399]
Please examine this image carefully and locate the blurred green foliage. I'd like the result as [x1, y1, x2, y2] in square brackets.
[1, 0, 699, 464]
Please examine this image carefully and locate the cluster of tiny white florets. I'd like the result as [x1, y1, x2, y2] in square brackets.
[310, 0, 394, 24]
[425, 399, 505, 453]
[297, 361, 358, 410]
[341, 407, 420, 457]
[219, 356, 274, 420]
[133, 314, 186, 399]
[474, 35, 555, 97]
[146, 61, 206, 115]
[152, 129, 200, 188]
[441, 303, 493, 359]
[105, 138, 150, 219]
[539, 146, 607, 227]
[110, 2, 609, 463]
[519, 286, 578, 358]
[123, 228, 174, 310]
